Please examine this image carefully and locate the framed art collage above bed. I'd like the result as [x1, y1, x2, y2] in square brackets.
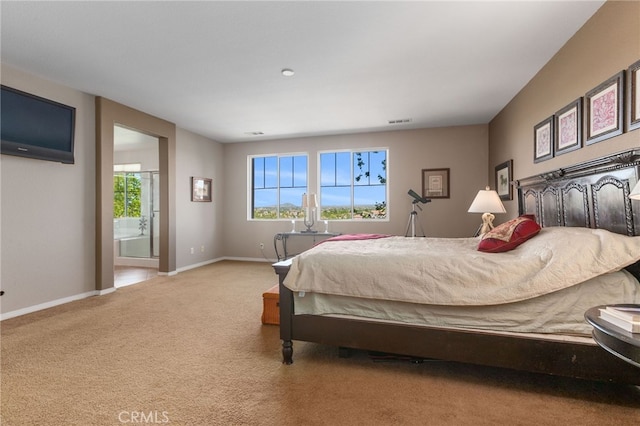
[273, 148, 640, 384]
[533, 59, 639, 163]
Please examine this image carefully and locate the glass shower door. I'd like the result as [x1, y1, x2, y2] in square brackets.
[114, 171, 159, 259]
[152, 172, 160, 258]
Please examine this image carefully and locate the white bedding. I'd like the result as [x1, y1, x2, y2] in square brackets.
[293, 269, 640, 336]
[284, 227, 640, 306]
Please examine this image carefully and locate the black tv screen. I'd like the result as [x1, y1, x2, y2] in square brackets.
[1, 85, 75, 164]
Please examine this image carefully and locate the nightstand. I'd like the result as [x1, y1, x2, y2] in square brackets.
[585, 305, 640, 368]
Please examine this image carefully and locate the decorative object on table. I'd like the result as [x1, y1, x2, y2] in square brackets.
[585, 71, 624, 145]
[421, 168, 450, 199]
[138, 216, 147, 236]
[323, 220, 329, 233]
[598, 305, 640, 333]
[290, 220, 296, 233]
[301, 193, 317, 233]
[554, 98, 582, 155]
[533, 116, 554, 163]
[494, 160, 513, 201]
[627, 59, 640, 132]
[191, 177, 212, 202]
[468, 186, 506, 236]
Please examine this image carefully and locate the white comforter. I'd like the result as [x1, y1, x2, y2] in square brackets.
[283, 227, 640, 306]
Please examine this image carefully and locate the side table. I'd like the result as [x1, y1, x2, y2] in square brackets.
[273, 232, 341, 261]
[585, 305, 640, 368]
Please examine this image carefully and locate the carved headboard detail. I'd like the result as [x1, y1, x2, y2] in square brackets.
[517, 149, 640, 236]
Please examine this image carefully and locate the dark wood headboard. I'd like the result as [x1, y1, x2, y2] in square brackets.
[517, 148, 640, 236]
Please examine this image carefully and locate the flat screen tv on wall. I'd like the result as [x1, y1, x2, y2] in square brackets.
[1, 85, 76, 164]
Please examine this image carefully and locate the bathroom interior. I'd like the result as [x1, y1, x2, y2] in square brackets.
[113, 125, 160, 287]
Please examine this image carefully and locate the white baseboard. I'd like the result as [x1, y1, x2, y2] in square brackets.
[1, 258, 274, 320]
[1, 290, 99, 321]
[175, 258, 222, 273]
[222, 256, 275, 263]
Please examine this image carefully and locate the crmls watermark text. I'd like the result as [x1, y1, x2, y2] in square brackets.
[118, 411, 170, 424]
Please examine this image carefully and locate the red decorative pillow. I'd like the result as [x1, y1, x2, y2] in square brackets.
[477, 216, 541, 253]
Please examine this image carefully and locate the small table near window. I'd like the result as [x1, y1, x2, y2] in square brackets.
[274, 232, 341, 261]
[584, 305, 640, 368]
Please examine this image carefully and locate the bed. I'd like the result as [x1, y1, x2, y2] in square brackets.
[273, 148, 640, 384]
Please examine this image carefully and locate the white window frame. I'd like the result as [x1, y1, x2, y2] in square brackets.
[317, 148, 389, 221]
[247, 152, 309, 220]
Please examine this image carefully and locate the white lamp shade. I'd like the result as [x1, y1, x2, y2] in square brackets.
[630, 181, 640, 200]
[302, 193, 318, 208]
[468, 187, 507, 214]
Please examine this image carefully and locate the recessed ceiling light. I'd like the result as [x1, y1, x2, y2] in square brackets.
[281, 68, 295, 77]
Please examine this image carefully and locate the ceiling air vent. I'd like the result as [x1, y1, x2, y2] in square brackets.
[388, 118, 412, 125]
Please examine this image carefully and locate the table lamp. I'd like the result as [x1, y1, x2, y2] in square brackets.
[468, 186, 506, 236]
[301, 193, 318, 233]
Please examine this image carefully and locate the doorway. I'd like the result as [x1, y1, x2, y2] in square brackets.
[95, 96, 176, 293]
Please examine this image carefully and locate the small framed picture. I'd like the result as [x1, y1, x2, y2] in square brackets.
[422, 168, 450, 199]
[495, 160, 513, 201]
[534, 116, 554, 163]
[554, 98, 582, 155]
[191, 177, 212, 202]
[627, 59, 640, 132]
[585, 71, 624, 145]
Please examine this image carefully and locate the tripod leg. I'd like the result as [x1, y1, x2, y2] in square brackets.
[406, 211, 420, 237]
[417, 216, 426, 237]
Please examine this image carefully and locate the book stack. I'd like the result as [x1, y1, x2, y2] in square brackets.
[599, 306, 640, 333]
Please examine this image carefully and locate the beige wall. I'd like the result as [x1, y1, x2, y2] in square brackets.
[222, 125, 488, 259]
[1, 64, 96, 314]
[489, 0, 640, 216]
[175, 128, 225, 269]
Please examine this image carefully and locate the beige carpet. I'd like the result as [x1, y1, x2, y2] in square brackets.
[1, 260, 639, 425]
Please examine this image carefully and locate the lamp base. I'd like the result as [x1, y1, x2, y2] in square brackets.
[300, 229, 318, 233]
[478, 212, 496, 236]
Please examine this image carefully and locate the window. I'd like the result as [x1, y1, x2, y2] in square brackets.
[251, 154, 308, 219]
[114, 172, 142, 218]
[319, 149, 387, 220]
[114, 163, 143, 218]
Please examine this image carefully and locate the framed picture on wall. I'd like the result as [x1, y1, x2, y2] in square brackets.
[533, 116, 554, 163]
[422, 168, 450, 199]
[495, 160, 513, 201]
[191, 177, 212, 202]
[585, 71, 624, 145]
[627, 59, 640, 132]
[554, 98, 582, 155]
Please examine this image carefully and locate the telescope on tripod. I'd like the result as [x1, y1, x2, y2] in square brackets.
[405, 189, 431, 237]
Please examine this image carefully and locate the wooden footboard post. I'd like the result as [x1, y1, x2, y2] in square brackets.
[273, 260, 294, 364]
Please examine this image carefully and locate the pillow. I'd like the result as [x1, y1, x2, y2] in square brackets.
[477, 215, 541, 253]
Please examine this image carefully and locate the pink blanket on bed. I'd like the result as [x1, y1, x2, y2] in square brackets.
[315, 233, 391, 246]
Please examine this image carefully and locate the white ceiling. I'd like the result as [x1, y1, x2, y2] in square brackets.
[1, 1, 605, 143]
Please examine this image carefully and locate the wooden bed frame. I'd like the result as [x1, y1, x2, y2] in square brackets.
[273, 148, 640, 384]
